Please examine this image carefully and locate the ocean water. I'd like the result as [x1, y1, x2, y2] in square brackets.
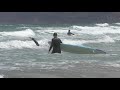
[0, 23, 120, 78]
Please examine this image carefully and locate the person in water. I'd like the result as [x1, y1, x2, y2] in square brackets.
[67, 30, 74, 36]
[49, 33, 62, 54]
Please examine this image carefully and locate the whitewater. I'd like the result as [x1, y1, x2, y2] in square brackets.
[0, 23, 120, 78]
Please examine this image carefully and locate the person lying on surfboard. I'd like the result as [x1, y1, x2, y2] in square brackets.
[67, 30, 74, 36]
[48, 33, 62, 54]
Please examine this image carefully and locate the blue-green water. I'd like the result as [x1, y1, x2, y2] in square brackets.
[0, 23, 120, 78]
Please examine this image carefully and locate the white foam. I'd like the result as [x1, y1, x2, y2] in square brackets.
[115, 23, 120, 25]
[0, 75, 4, 78]
[34, 25, 120, 37]
[72, 25, 83, 30]
[62, 35, 115, 45]
[95, 23, 109, 27]
[0, 24, 119, 48]
[0, 39, 49, 49]
[113, 36, 120, 40]
[0, 29, 35, 37]
[0, 40, 33, 49]
[96, 35, 115, 43]
[70, 25, 120, 35]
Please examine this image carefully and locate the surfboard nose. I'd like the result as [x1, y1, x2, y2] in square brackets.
[95, 49, 106, 54]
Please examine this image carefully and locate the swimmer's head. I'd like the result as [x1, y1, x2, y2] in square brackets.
[53, 33, 57, 36]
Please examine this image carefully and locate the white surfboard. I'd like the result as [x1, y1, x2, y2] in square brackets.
[48, 41, 106, 54]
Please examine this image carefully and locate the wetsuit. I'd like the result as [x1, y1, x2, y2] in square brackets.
[49, 38, 62, 53]
[67, 32, 74, 36]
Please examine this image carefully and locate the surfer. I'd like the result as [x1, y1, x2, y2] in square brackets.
[48, 33, 62, 54]
[67, 30, 74, 36]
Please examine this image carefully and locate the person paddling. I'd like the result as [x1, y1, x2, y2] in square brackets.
[67, 30, 74, 36]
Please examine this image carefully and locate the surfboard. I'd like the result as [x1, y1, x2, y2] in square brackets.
[29, 37, 39, 46]
[48, 41, 106, 54]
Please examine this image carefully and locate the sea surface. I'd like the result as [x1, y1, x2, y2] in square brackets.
[0, 23, 120, 78]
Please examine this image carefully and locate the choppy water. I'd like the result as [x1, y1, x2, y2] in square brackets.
[0, 23, 120, 78]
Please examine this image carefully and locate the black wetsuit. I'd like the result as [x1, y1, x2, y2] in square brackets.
[49, 38, 62, 53]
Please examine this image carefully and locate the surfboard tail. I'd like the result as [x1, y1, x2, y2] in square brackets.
[30, 37, 39, 46]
